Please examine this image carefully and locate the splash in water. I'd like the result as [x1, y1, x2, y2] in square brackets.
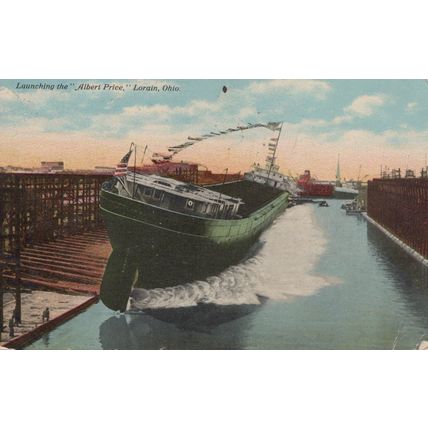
[130, 204, 336, 310]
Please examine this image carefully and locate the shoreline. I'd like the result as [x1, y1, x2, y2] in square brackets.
[362, 213, 428, 267]
[1, 291, 98, 349]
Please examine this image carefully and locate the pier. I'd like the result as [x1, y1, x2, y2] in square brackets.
[0, 173, 112, 347]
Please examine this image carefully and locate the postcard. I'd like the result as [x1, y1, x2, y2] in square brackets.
[1, 79, 427, 350]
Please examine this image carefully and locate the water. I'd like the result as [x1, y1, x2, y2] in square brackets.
[27, 200, 428, 349]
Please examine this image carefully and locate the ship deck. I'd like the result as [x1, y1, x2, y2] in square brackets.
[208, 180, 285, 217]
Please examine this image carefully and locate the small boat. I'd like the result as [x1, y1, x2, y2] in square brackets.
[345, 208, 361, 215]
[343, 200, 362, 215]
[318, 200, 329, 207]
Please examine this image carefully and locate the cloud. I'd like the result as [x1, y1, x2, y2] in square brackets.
[0, 87, 17, 102]
[4, 80, 425, 178]
[344, 94, 387, 117]
[278, 124, 428, 180]
[237, 106, 257, 118]
[122, 99, 223, 119]
[0, 80, 331, 140]
[320, 94, 389, 125]
[406, 101, 418, 112]
[248, 80, 331, 98]
[175, 99, 222, 115]
[0, 85, 73, 109]
[122, 104, 173, 116]
[2, 108, 428, 179]
[331, 115, 352, 125]
[271, 93, 390, 133]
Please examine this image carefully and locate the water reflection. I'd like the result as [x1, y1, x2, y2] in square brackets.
[26, 203, 428, 350]
[42, 333, 50, 347]
[99, 239, 268, 348]
[100, 237, 267, 312]
[99, 249, 139, 312]
[367, 222, 428, 326]
[99, 299, 265, 350]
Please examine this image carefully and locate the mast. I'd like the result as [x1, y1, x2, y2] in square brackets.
[140, 145, 148, 165]
[116, 142, 135, 193]
[132, 145, 137, 199]
[336, 154, 341, 186]
[217, 168, 229, 204]
[266, 122, 283, 184]
[425, 153, 427, 177]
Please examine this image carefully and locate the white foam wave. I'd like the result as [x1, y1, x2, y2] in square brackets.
[129, 204, 336, 310]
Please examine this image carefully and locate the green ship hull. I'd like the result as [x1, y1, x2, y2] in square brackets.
[101, 180, 287, 255]
[99, 179, 288, 309]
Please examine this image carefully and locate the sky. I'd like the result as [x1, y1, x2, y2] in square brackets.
[1, 79, 428, 180]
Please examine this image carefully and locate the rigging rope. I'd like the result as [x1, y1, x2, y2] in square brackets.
[167, 121, 283, 155]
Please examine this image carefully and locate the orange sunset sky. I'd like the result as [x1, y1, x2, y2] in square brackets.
[1, 79, 428, 180]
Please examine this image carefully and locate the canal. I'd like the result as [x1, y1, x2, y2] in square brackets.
[27, 200, 428, 349]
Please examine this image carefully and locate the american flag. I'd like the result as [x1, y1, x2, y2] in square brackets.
[114, 149, 133, 177]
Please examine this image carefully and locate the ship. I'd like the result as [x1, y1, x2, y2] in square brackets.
[244, 163, 297, 194]
[244, 124, 298, 194]
[333, 154, 359, 199]
[100, 171, 288, 256]
[297, 170, 334, 197]
[99, 123, 291, 310]
[333, 184, 359, 199]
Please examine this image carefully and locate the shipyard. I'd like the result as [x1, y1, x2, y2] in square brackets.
[5, 2, 428, 426]
[2, 143, 428, 349]
[1, 79, 428, 350]
[5, 5, 428, 428]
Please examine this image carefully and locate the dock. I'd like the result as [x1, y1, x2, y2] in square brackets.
[363, 213, 428, 267]
[0, 173, 112, 348]
[7, 229, 111, 294]
[0, 291, 97, 348]
[367, 177, 428, 260]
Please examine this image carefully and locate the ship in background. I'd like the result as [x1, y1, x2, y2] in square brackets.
[99, 122, 291, 311]
[244, 123, 298, 195]
[296, 170, 334, 197]
[133, 152, 243, 185]
[334, 154, 359, 199]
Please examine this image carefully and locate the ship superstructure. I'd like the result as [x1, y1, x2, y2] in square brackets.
[115, 172, 243, 220]
[297, 170, 334, 197]
[244, 123, 298, 194]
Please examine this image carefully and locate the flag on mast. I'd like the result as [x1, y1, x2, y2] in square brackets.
[166, 121, 284, 154]
[114, 149, 133, 177]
